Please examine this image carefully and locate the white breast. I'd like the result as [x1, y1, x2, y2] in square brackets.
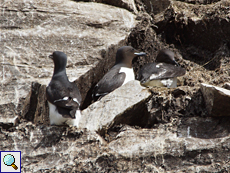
[142, 77, 177, 88]
[48, 101, 81, 127]
[161, 77, 177, 88]
[119, 67, 135, 86]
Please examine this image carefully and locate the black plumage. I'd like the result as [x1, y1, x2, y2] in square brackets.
[46, 51, 82, 119]
[92, 46, 146, 100]
[138, 49, 186, 86]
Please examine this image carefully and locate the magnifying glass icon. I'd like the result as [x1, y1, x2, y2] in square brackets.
[3, 154, 18, 170]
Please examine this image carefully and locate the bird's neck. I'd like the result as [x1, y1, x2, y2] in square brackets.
[116, 62, 132, 68]
[54, 64, 66, 73]
[52, 70, 69, 81]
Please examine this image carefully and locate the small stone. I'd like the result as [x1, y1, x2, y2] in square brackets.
[223, 83, 230, 90]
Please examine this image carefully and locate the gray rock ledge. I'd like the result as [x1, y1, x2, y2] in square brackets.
[79, 80, 152, 132]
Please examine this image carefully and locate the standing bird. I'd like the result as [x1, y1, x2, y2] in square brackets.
[46, 51, 82, 126]
[92, 46, 146, 100]
[138, 49, 186, 88]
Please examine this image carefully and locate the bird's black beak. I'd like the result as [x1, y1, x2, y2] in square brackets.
[134, 52, 147, 56]
[49, 54, 53, 59]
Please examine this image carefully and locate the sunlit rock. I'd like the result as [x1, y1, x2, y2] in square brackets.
[200, 83, 230, 116]
[97, 0, 138, 13]
[0, 122, 105, 172]
[1, 120, 230, 172]
[108, 124, 230, 172]
[79, 80, 152, 132]
[0, 0, 137, 118]
[74, 0, 138, 13]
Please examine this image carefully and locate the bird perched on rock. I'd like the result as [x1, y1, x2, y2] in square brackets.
[92, 46, 146, 101]
[137, 49, 186, 88]
[46, 51, 82, 126]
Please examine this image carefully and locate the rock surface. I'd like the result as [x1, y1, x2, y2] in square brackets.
[74, 0, 138, 13]
[109, 124, 230, 172]
[1, 0, 230, 172]
[1, 121, 230, 172]
[201, 83, 230, 116]
[98, 0, 138, 13]
[79, 80, 152, 132]
[0, 122, 106, 172]
[1, 0, 136, 121]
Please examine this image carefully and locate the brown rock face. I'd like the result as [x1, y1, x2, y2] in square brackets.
[1, 0, 230, 172]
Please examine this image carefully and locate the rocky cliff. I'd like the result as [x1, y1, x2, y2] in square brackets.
[1, 0, 230, 172]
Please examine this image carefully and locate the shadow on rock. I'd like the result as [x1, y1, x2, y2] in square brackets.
[177, 116, 230, 139]
[34, 126, 83, 150]
[146, 87, 206, 127]
[34, 126, 66, 150]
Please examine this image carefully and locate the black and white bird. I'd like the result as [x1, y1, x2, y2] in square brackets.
[92, 46, 146, 100]
[138, 49, 186, 88]
[46, 51, 82, 126]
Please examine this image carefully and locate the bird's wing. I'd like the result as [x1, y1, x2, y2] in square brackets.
[68, 82, 82, 107]
[92, 66, 126, 99]
[46, 80, 81, 110]
[139, 63, 186, 83]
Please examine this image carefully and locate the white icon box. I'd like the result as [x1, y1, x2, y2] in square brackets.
[0, 151, 21, 173]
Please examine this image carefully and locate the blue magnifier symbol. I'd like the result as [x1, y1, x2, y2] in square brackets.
[3, 154, 18, 170]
